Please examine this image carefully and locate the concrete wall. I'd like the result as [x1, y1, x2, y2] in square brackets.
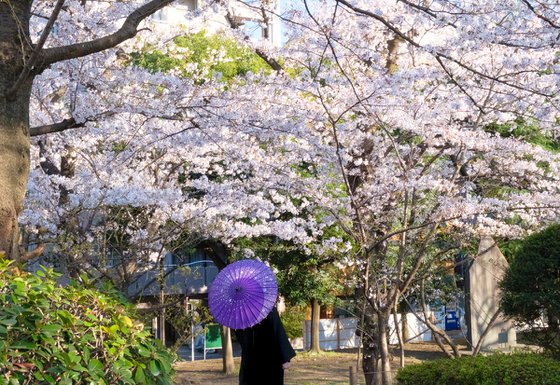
[302, 313, 444, 351]
[467, 236, 516, 351]
[303, 318, 360, 351]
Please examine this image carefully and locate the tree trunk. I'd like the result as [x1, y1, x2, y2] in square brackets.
[401, 307, 409, 342]
[361, 314, 382, 385]
[361, 311, 395, 385]
[377, 311, 393, 385]
[221, 326, 235, 374]
[209, 247, 235, 374]
[309, 297, 321, 354]
[0, 0, 33, 262]
[392, 305, 405, 368]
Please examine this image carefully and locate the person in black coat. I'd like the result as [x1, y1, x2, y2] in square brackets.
[234, 307, 296, 385]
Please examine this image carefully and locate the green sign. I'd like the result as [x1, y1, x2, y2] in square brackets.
[205, 324, 222, 350]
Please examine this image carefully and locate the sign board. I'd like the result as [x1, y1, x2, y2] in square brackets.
[205, 324, 222, 350]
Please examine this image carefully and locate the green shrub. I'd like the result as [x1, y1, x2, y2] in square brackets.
[0, 260, 175, 385]
[500, 224, 560, 355]
[131, 30, 271, 83]
[280, 304, 306, 339]
[396, 353, 560, 385]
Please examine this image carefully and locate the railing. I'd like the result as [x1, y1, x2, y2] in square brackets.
[127, 260, 218, 298]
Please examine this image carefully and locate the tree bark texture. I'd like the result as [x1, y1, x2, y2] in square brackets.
[0, 0, 33, 261]
[361, 314, 382, 385]
[377, 311, 393, 385]
[221, 326, 235, 375]
[0, 0, 173, 261]
[392, 305, 405, 368]
[361, 310, 395, 385]
[309, 297, 321, 353]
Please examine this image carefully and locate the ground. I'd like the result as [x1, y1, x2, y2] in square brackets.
[173, 342, 454, 385]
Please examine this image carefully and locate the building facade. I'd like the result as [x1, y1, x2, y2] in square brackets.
[152, 0, 282, 46]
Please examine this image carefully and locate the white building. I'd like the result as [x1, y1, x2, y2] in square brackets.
[152, 0, 282, 47]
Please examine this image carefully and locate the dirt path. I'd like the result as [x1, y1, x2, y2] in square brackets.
[173, 343, 451, 385]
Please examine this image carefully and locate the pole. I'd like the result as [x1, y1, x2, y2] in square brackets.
[191, 322, 195, 362]
[203, 327, 207, 361]
[349, 366, 357, 385]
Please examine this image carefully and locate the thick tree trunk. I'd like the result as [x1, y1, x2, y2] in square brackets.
[309, 297, 321, 353]
[361, 314, 382, 385]
[0, 0, 33, 262]
[361, 311, 394, 385]
[401, 309, 409, 342]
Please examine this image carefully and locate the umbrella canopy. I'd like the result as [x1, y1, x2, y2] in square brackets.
[208, 259, 278, 330]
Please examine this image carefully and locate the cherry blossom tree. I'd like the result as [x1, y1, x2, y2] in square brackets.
[274, 1, 560, 384]
[0, 0, 180, 261]
[3, 2, 560, 385]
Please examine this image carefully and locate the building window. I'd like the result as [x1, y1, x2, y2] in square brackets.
[176, 0, 197, 10]
[152, 8, 169, 22]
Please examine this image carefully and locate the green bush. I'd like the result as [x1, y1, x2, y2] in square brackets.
[131, 30, 271, 83]
[396, 353, 560, 385]
[0, 260, 175, 385]
[280, 304, 306, 339]
[500, 224, 560, 355]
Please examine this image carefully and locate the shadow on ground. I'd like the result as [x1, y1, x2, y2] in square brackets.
[173, 342, 459, 385]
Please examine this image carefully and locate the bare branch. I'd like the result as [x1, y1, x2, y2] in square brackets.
[336, 0, 420, 48]
[37, 0, 175, 69]
[472, 308, 502, 356]
[336, 0, 554, 97]
[521, 0, 560, 29]
[396, 0, 438, 18]
[254, 48, 283, 71]
[19, 243, 45, 263]
[224, 6, 283, 71]
[5, 0, 66, 100]
[30, 117, 85, 137]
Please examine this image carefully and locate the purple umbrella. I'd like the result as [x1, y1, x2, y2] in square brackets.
[208, 259, 278, 330]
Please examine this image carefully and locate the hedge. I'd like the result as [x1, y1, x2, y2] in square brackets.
[396, 352, 560, 385]
[0, 260, 175, 385]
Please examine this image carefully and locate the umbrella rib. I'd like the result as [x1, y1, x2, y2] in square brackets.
[243, 298, 260, 328]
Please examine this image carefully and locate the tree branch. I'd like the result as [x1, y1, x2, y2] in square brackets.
[5, 0, 66, 100]
[30, 117, 86, 137]
[18, 243, 45, 263]
[336, 0, 554, 98]
[225, 7, 283, 72]
[472, 307, 502, 356]
[37, 0, 175, 69]
[255, 48, 283, 71]
[521, 0, 560, 29]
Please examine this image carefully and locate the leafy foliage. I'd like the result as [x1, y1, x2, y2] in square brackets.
[497, 238, 524, 262]
[500, 224, 560, 355]
[485, 118, 560, 152]
[396, 353, 560, 385]
[131, 31, 271, 82]
[279, 304, 306, 339]
[0, 261, 175, 385]
[233, 236, 345, 307]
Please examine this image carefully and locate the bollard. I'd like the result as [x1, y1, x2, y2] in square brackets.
[349, 366, 357, 385]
